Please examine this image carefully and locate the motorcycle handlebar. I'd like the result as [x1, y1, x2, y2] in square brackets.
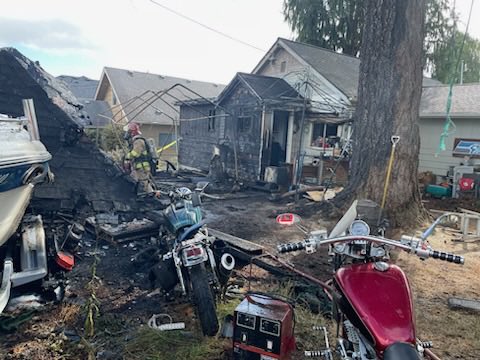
[276, 235, 465, 265]
[277, 241, 306, 253]
[429, 250, 464, 264]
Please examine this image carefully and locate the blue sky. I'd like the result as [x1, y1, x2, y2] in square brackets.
[0, 0, 478, 83]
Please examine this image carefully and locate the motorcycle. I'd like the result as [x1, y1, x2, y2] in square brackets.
[276, 199, 464, 360]
[148, 183, 235, 336]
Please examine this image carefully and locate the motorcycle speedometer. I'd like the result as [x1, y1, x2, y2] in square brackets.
[349, 220, 370, 236]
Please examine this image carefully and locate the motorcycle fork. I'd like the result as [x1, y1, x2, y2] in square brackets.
[206, 247, 219, 286]
[172, 251, 187, 295]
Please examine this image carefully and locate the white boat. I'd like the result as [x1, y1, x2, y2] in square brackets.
[0, 114, 51, 194]
[0, 112, 52, 313]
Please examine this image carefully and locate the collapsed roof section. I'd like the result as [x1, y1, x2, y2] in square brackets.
[0, 48, 139, 213]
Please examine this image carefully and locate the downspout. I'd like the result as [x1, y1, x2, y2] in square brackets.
[258, 104, 266, 180]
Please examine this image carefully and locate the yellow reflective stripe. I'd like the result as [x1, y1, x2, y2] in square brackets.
[135, 162, 151, 170]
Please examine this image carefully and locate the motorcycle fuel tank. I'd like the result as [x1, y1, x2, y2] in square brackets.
[163, 201, 202, 234]
[334, 262, 416, 353]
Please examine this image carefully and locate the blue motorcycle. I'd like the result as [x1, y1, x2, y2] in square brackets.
[152, 184, 235, 336]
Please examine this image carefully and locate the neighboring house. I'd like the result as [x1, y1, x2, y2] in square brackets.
[58, 75, 112, 128]
[419, 83, 480, 178]
[179, 72, 304, 181]
[94, 67, 225, 165]
[252, 38, 442, 167]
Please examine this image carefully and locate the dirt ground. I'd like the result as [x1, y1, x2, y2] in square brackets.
[0, 190, 479, 359]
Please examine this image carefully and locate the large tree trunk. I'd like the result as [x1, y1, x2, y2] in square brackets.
[336, 0, 426, 226]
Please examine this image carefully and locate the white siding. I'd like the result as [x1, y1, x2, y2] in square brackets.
[254, 48, 348, 114]
[419, 117, 480, 177]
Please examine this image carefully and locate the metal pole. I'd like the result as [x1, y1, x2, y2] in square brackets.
[318, 123, 327, 185]
[22, 99, 40, 141]
[460, 60, 464, 85]
[294, 68, 310, 202]
[174, 117, 179, 170]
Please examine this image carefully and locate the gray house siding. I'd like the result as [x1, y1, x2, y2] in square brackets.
[220, 86, 263, 181]
[179, 104, 218, 172]
[419, 117, 480, 177]
[179, 85, 263, 181]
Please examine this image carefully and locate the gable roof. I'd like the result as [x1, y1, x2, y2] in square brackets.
[217, 72, 301, 105]
[420, 83, 480, 118]
[57, 75, 99, 100]
[95, 67, 225, 125]
[254, 38, 443, 101]
[280, 38, 360, 100]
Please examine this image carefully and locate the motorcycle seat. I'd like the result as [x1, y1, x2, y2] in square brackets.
[383, 342, 420, 360]
[0, 184, 34, 247]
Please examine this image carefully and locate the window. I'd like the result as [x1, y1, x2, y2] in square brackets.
[311, 123, 338, 148]
[208, 109, 216, 132]
[280, 61, 287, 73]
[238, 116, 252, 133]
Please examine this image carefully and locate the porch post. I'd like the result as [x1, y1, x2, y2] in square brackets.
[286, 110, 294, 163]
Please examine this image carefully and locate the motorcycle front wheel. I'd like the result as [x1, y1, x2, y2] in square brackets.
[190, 263, 219, 336]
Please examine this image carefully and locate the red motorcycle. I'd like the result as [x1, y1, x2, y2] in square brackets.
[276, 200, 464, 360]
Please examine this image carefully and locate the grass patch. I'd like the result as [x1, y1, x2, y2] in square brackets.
[124, 328, 228, 360]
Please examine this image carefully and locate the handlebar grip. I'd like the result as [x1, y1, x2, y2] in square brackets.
[277, 242, 306, 253]
[430, 250, 464, 264]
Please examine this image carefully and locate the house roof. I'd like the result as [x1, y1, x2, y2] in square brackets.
[81, 100, 113, 127]
[279, 38, 360, 100]
[57, 75, 111, 127]
[95, 67, 226, 125]
[254, 38, 443, 101]
[57, 75, 99, 100]
[420, 83, 480, 118]
[217, 72, 301, 105]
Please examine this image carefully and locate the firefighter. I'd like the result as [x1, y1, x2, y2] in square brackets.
[124, 122, 157, 196]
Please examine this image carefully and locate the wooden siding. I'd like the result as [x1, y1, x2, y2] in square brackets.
[179, 104, 219, 172]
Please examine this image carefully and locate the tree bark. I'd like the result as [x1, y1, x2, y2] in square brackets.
[335, 0, 427, 226]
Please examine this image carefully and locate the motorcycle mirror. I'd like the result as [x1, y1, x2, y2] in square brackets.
[276, 213, 302, 226]
[195, 181, 209, 192]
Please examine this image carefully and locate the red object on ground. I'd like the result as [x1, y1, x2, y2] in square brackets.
[459, 177, 475, 191]
[56, 252, 75, 271]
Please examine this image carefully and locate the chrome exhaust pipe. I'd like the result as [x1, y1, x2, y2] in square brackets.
[220, 253, 235, 271]
[218, 253, 235, 285]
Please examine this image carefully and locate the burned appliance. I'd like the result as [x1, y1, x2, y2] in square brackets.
[233, 293, 295, 360]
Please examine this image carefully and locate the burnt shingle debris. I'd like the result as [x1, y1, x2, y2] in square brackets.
[0, 47, 139, 213]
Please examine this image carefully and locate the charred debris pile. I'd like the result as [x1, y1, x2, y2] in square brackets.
[0, 48, 144, 217]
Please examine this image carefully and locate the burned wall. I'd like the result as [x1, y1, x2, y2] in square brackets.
[0, 48, 138, 213]
[220, 86, 262, 181]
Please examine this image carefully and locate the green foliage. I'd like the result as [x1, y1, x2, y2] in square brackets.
[283, 0, 480, 84]
[85, 124, 126, 152]
[283, 0, 363, 56]
[430, 30, 480, 84]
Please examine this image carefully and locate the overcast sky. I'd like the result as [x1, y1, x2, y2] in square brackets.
[0, 0, 478, 84]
